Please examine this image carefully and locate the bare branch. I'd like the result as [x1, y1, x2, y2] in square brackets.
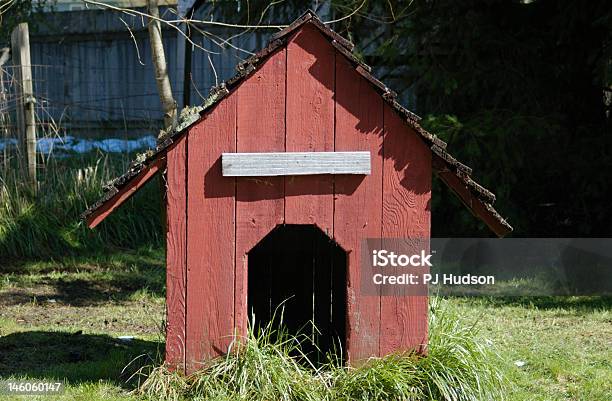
[119, 17, 145, 66]
[83, 0, 287, 29]
[0, 0, 17, 16]
[207, 53, 218, 87]
[323, 0, 367, 24]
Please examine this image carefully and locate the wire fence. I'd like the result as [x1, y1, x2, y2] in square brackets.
[0, 64, 69, 169]
[0, 10, 280, 181]
[0, 61, 164, 178]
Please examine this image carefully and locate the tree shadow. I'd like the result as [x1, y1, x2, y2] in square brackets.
[0, 251, 165, 307]
[203, 24, 430, 204]
[0, 330, 162, 388]
[296, 23, 431, 197]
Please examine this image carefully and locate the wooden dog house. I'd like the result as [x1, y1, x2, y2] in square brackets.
[83, 11, 511, 373]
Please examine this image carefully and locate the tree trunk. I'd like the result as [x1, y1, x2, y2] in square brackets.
[147, 0, 175, 237]
[147, 0, 177, 135]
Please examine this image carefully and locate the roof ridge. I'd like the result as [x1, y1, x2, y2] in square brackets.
[270, 9, 355, 51]
[82, 13, 512, 236]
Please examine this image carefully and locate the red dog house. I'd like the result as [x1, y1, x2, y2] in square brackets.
[83, 11, 511, 373]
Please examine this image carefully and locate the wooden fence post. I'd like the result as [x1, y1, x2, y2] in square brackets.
[11, 23, 37, 191]
[0, 48, 10, 171]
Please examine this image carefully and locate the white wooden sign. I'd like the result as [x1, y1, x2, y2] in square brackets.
[221, 151, 371, 177]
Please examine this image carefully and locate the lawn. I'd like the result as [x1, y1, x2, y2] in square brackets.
[0, 248, 610, 400]
[0, 248, 165, 401]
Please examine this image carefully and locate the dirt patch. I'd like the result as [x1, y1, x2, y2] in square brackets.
[0, 298, 164, 337]
[0, 285, 59, 306]
[1, 252, 166, 307]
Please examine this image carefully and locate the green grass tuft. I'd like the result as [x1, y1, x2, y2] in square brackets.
[0, 153, 162, 260]
[331, 354, 424, 401]
[137, 364, 189, 401]
[419, 298, 506, 400]
[137, 321, 327, 401]
[136, 299, 505, 401]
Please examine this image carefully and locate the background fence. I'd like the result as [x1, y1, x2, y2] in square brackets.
[23, 7, 271, 139]
[0, 64, 68, 168]
[0, 6, 274, 176]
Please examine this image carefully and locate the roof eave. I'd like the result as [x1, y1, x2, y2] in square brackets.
[81, 13, 513, 237]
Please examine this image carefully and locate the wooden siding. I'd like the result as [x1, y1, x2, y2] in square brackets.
[186, 94, 236, 370]
[234, 47, 286, 339]
[171, 25, 431, 374]
[333, 54, 384, 363]
[284, 24, 335, 234]
[380, 105, 431, 355]
[165, 136, 187, 371]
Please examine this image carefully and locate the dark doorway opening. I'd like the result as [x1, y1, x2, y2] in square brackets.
[248, 224, 347, 365]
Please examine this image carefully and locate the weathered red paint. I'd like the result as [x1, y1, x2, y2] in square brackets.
[172, 25, 431, 373]
[333, 54, 384, 362]
[85, 158, 164, 229]
[284, 24, 335, 234]
[165, 136, 187, 371]
[437, 169, 509, 237]
[380, 105, 431, 355]
[235, 48, 287, 340]
[94, 23, 436, 373]
[186, 95, 236, 372]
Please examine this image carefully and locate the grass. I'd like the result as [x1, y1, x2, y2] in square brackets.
[328, 299, 506, 401]
[0, 154, 610, 399]
[0, 249, 165, 401]
[0, 152, 162, 260]
[0, 152, 163, 399]
[452, 297, 612, 400]
[0, 250, 610, 400]
[135, 298, 506, 401]
[161, 325, 327, 401]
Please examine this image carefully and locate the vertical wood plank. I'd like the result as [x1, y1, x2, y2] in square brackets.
[285, 24, 335, 234]
[165, 137, 187, 372]
[186, 97, 236, 373]
[235, 49, 286, 338]
[380, 105, 431, 356]
[333, 55, 384, 362]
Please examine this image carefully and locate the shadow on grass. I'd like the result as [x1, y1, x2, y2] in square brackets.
[0, 330, 162, 388]
[458, 295, 612, 312]
[0, 249, 165, 306]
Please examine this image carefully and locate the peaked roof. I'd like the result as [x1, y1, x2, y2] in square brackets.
[82, 10, 513, 237]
